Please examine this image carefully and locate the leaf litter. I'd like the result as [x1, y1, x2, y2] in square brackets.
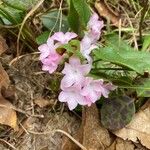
[0, 37, 18, 130]
[114, 101, 150, 149]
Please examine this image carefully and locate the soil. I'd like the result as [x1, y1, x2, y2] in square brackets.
[0, 53, 81, 150]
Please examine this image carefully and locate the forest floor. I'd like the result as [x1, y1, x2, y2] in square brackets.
[0, 0, 150, 149]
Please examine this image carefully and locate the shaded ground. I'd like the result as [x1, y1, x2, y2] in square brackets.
[0, 53, 80, 150]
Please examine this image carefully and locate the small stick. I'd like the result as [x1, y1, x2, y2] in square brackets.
[0, 138, 17, 150]
[55, 129, 87, 150]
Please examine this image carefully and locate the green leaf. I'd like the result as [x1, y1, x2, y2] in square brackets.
[0, 5, 23, 24]
[60, 40, 83, 59]
[112, 76, 133, 86]
[2, 0, 39, 11]
[0, 0, 39, 24]
[40, 11, 69, 32]
[72, 0, 90, 27]
[101, 96, 135, 130]
[67, 0, 80, 33]
[94, 34, 150, 74]
[142, 35, 150, 51]
[36, 31, 49, 45]
[67, 0, 91, 34]
[135, 78, 150, 97]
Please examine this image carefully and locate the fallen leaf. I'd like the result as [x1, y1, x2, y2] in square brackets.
[0, 95, 18, 130]
[0, 61, 17, 130]
[113, 101, 150, 149]
[95, 0, 120, 27]
[82, 104, 112, 150]
[0, 63, 10, 90]
[0, 36, 8, 55]
[107, 138, 135, 150]
[61, 104, 112, 150]
[101, 96, 135, 130]
[34, 98, 55, 108]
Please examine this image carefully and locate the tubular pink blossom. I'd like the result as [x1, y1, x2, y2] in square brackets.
[81, 77, 116, 104]
[51, 32, 77, 44]
[80, 13, 104, 62]
[58, 87, 88, 110]
[60, 56, 91, 89]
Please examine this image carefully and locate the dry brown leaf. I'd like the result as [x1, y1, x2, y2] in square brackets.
[0, 36, 8, 55]
[0, 63, 10, 90]
[0, 62, 17, 130]
[107, 138, 134, 150]
[61, 104, 112, 150]
[34, 98, 54, 108]
[82, 104, 112, 150]
[0, 95, 18, 130]
[114, 101, 150, 149]
[95, 0, 120, 27]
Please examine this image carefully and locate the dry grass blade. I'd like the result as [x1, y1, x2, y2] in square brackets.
[17, 0, 45, 57]
[0, 138, 17, 150]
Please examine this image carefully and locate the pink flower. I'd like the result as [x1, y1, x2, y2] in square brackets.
[60, 56, 91, 89]
[38, 31, 78, 74]
[80, 13, 103, 62]
[38, 38, 58, 60]
[52, 32, 77, 44]
[58, 87, 87, 110]
[102, 83, 117, 98]
[80, 35, 97, 62]
[38, 38, 62, 74]
[87, 13, 104, 43]
[81, 77, 116, 105]
[41, 52, 62, 74]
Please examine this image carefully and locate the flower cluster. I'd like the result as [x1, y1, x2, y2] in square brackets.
[38, 13, 116, 110]
[59, 56, 116, 110]
[38, 32, 77, 73]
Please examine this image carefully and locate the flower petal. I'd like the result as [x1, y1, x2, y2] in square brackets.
[79, 64, 91, 75]
[42, 64, 57, 74]
[58, 91, 68, 102]
[60, 75, 75, 89]
[62, 63, 73, 74]
[69, 56, 81, 66]
[65, 32, 77, 42]
[67, 99, 78, 110]
[51, 32, 65, 43]
[38, 44, 50, 60]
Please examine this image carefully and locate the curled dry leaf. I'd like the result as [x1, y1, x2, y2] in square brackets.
[95, 0, 120, 27]
[107, 138, 135, 150]
[0, 95, 18, 130]
[0, 36, 8, 55]
[0, 58, 17, 130]
[113, 101, 150, 149]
